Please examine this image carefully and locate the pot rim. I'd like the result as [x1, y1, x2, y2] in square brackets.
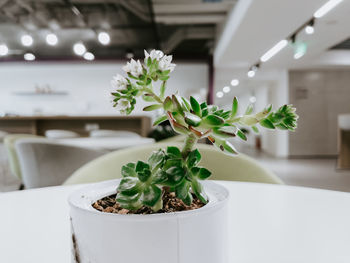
[68, 179, 229, 220]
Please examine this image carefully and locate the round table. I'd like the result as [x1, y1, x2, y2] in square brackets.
[1, 181, 350, 263]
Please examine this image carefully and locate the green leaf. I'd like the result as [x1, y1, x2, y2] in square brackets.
[163, 96, 173, 111]
[184, 112, 201, 127]
[187, 149, 201, 168]
[172, 95, 184, 115]
[260, 118, 275, 129]
[142, 94, 156, 102]
[245, 104, 254, 115]
[181, 97, 191, 112]
[200, 102, 207, 109]
[190, 96, 201, 116]
[211, 137, 238, 156]
[160, 81, 166, 98]
[164, 166, 186, 186]
[151, 170, 168, 184]
[153, 115, 167, 126]
[142, 185, 162, 207]
[135, 161, 150, 173]
[117, 177, 142, 196]
[146, 78, 152, 85]
[147, 57, 152, 67]
[203, 115, 225, 127]
[148, 149, 165, 170]
[198, 167, 211, 180]
[231, 97, 238, 118]
[166, 146, 182, 158]
[240, 115, 258, 126]
[237, 129, 247, 141]
[191, 179, 208, 204]
[121, 163, 136, 178]
[143, 104, 163, 111]
[175, 179, 190, 200]
[213, 125, 237, 138]
[182, 193, 193, 206]
[252, 125, 259, 133]
[137, 169, 151, 182]
[163, 158, 183, 170]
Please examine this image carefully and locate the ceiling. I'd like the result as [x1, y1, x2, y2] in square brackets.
[0, 0, 236, 61]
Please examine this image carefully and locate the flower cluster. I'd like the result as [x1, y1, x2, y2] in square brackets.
[110, 49, 298, 212]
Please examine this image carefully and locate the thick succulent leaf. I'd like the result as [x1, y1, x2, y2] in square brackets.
[151, 170, 168, 184]
[187, 149, 201, 168]
[143, 104, 163, 111]
[197, 167, 211, 180]
[181, 97, 191, 112]
[163, 158, 183, 170]
[260, 118, 275, 129]
[245, 104, 254, 115]
[252, 125, 259, 133]
[117, 198, 143, 210]
[213, 125, 237, 138]
[172, 95, 184, 115]
[236, 129, 247, 141]
[164, 166, 186, 186]
[116, 192, 141, 204]
[160, 81, 166, 98]
[203, 114, 225, 127]
[200, 102, 207, 109]
[175, 179, 190, 200]
[190, 96, 201, 116]
[166, 146, 182, 158]
[231, 97, 238, 118]
[209, 136, 238, 156]
[121, 163, 136, 177]
[137, 169, 151, 182]
[142, 94, 156, 102]
[184, 112, 201, 127]
[191, 179, 208, 204]
[117, 177, 143, 196]
[135, 161, 150, 173]
[142, 185, 162, 207]
[163, 96, 173, 111]
[148, 149, 166, 170]
[182, 193, 193, 206]
[240, 116, 258, 126]
[153, 115, 167, 126]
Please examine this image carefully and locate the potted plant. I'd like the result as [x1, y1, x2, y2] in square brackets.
[69, 50, 298, 263]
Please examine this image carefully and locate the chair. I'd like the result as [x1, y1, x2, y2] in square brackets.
[4, 134, 42, 180]
[15, 138, 106, 189]
[0, 130, 8, 143]
[64, 142, 283, 185]
[89, 129, 140, 138]
[45, 129, 80, 139]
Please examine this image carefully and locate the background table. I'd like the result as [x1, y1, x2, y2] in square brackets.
[57, 137, 155, 151]
[1, 181, 350, 263]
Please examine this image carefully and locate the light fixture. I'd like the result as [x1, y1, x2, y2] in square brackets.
[0, 44, 9, 56]
[314, 0, 343, 18]
[260, 39, 288, 62]
[73, 42, 86, 56]
[223, 86, 231, 93]
[21, 34, 33, 47]
[98, 31, 110, 45]
[249, 96, 257, 103]
[293, 42, 308, 60]
[305, 19, 315, 35]
[46, 33, 58, 46]
[83, 52, 95, 61]
[230, 79, 239, 86]
[24, 53, 35, 61]
[247, 70, 255, 78]
[216, 91, 224, 98]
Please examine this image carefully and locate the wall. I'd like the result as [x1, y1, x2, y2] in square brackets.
[0, 61, 208, 116]
[289, 69, 350, 156]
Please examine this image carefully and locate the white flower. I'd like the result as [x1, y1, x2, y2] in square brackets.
[158, 55, 176, 72]
[115, 98, 131, 113]
[123, 59, 143, 77]
[111, 74, 128, 90]
[144, 49, 164, 61]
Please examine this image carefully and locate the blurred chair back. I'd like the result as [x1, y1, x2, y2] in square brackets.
[4, 134, 42, 180]
[0, 130, 8, 143]
[89, 129, 140, 138]
[64, 143, 283, 185]
[15, 138, 106, 189]
[45, 129, 80, 139]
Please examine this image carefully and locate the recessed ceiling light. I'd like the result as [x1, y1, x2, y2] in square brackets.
[0, 44, 9, 56]
[46, 33, 58, 46]
[73, 43, 86, 56]
[24, 53, 35, 61]
[230, 79, 239, 86]
[21, 34, 33, 47]
[216, 91, 224, 98]
[83, 52, 95, 61]
[223, 86, 231, 93]
[98, 32, 110, 45]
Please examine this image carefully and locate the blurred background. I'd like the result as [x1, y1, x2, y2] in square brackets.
[0, 0, 349, 192]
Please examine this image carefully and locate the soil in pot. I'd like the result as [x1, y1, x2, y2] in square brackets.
[92, 191, 205, 215]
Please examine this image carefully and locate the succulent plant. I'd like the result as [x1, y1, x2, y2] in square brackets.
[111, 49, 298, 212]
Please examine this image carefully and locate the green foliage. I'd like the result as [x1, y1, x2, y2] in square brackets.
[111, 49, 299, 212]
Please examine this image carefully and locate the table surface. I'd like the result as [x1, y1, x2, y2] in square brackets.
[1, 181, 350, 263]
[57, 137, 155, 151]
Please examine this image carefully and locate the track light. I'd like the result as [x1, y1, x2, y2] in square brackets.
[24, 53, 35, 61]
[223, 86, 231, 93]
[260, 40, 288, 62]
[21, 34, 33, 47]
[314, 0, 343, 18]
[73, 42, 86, 56]
[230, 79, 239, 86]
[216, 91, 224, 98]
[83, 52, 95, 61]
[247, 70, 255, 78]
[305, 19, 315, 35]
[98, 32, 110, 45]
[0, 44, 9, 56]
[249, 96, 257, 103]
[293, 42, 307, 60]
[46, 33, 58, 46]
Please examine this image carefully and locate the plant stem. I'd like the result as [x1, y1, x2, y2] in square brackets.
[142, 87, 163, 104]
[182, 134, 198, 159]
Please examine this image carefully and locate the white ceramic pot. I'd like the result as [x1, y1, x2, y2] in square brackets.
[69, 179, 229, 263]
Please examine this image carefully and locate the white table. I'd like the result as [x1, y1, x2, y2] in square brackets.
[57, 137, 155, 151]
[1, 181, 350, 263]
